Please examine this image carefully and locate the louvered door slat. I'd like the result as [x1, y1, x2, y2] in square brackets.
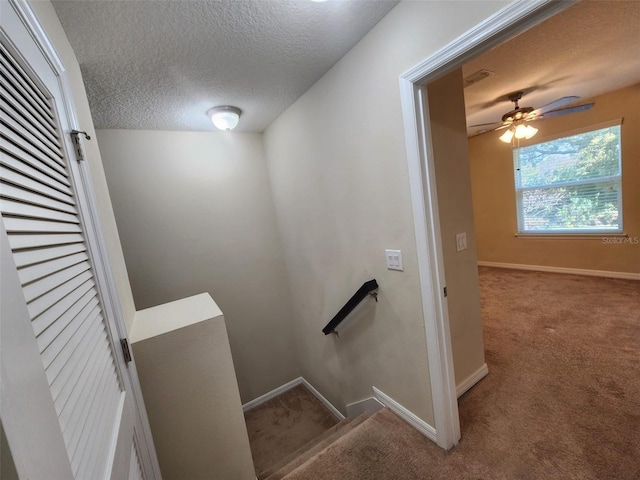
[13, 242, 86, 268]
[22, 261, 90, 302]
[0, 46, 52, 115]
[0, 85, 60, 146]
[27, 270, 93, 319]
[0, 181, 77, 214]
[0, 79, 58, 142]
[1, 133, 68, 183]
[46, 306, 101, 392]
[0, 54, 56, 127]
[86, 387, 122, 480]
[30, 276, 94, 337]
[2, 97, 62, 152]
[2, 111, 65, 164]
[1, 33, 123, 480]
[50, 311, 104, 408]
[0, 138, 68, 187]
[40, 295, 99, 369]
[19, 251, 88, 285]
[66, 346, 112, 458]
[0, 164, 73, 204]
[8, 232, 83, 250]
[30, 275, 94, 335]
[76, 370, 120, 478]
[58, 324, 110, 434]
[3, 217, 82, 234]
[0, 150, 71, 195]
[0, 198, 78, 224]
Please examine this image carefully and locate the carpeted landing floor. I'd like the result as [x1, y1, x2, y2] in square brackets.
[244, 268, 640, 479]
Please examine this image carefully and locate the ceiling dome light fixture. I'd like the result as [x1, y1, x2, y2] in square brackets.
[207, 106, 241, 131]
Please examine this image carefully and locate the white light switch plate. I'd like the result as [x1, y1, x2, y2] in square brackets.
[385, 249, 403, 271]
[456, 233, 467, 252]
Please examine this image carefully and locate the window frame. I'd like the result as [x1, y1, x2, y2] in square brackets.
[512, 119, 623, 236]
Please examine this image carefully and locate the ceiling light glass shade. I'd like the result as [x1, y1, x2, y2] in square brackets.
[514, 123, 528, 139]
[523, 124, 538, 139]
[500, 123, 538, 143]
[499, 128, 514, 143]
[207, 106, 241, 131]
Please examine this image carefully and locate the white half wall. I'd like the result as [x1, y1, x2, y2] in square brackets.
[96, 130, 299, 402]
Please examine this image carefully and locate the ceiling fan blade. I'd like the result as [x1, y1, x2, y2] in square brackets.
[468, 121, 503, 129]
[541, 102, 594, 119]
[532, 96, 580, 116]
[468, 123, 509, 138]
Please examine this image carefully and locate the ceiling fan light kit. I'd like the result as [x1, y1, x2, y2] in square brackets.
[469, 91, 594, 144]
[499, 122, 538, 143]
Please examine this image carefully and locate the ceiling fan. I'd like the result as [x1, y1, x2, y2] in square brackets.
[469, 91, 595, 142]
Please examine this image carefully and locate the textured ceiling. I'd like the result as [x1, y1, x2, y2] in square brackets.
[52, 0, 399, 132]
[464, 1, 640, 136]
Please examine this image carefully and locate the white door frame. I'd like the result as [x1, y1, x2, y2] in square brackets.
[3, 0, 162, 476]
[399, 0, 575, 450]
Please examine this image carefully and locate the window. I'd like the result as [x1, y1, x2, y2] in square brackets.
[513, 124, 622, 234]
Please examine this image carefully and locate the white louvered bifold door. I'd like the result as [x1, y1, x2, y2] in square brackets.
[0, 30, 125, 480]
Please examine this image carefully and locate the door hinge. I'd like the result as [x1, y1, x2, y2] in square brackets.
[120, 338, 132, 363]
[443, 286, 448, 297]
[70, 130, 91, 162]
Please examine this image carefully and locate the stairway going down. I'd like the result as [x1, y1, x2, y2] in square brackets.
[244, 384, 442, 480]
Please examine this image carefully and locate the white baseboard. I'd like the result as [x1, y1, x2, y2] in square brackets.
[456, 363, 488, 398]
[242, 377, 303, 412]
[242, 377, 345, 420]
[478, 261, 640, 281]
[300, 378, 345, 421]
[372, 387, 437, 443]
[345, 397, 385, 417]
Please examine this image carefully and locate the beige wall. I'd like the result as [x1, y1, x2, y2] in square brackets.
[264, 0, 507, 424]
[29, 1, 137, 332]
[470, 85, 640, 273]
[427, 69, 485, 387]
[96, 130, 299, 401]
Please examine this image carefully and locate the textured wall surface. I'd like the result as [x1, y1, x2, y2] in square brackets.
[96, 130, 299, 402]
[51, 0, 398, 132]
[264, 1, 507, 425]
[470, 85, 640, 273]
[427, 69, 485, 387]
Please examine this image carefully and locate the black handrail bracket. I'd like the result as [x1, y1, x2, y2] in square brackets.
[322, 279, 379, 335]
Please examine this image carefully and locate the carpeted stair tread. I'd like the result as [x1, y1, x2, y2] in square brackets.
[281, 407, 445, 480]
[244, 384, 339, 474]
[257, 416, 357, 479]
[265, 413, 371, 480]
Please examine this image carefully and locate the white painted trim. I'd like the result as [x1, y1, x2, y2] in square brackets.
[301, 378, 345, 421]
[345, 397, 385, 418]
[373, 387, 437, 443]
[9, 0, 65, 74]
[478, 261, 640, 281]
[399, 0, 574, 450]
[242, 377, 303, 412]
[456, 363, 489, 398]
[242, 377, 345, 420]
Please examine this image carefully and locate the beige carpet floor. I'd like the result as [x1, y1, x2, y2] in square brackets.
[246, 268, 640, 479]
[244, 384, 339, 474]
